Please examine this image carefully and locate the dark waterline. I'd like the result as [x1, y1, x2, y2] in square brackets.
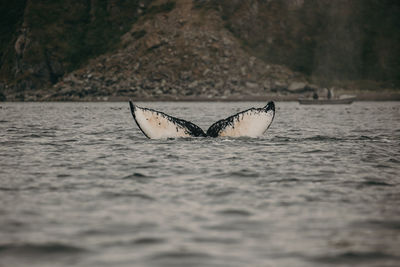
[0, 102, 399, 267]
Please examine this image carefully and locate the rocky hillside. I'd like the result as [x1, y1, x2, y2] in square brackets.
[217, 0, 400, 85]
[0, 0, 149, 100]
[0, 0, 399, 101]
[45, 0, 309, 101]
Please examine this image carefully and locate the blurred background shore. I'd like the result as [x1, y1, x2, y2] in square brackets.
[1, 0, 399, 101]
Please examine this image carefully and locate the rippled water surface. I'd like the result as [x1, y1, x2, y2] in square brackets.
[0, 101, 399, 267]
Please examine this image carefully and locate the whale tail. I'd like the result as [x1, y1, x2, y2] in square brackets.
[128, 101, 206, 139]
[129, 101, 275, 139]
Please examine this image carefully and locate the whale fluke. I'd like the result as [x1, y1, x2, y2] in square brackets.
[206, 101, 275, 137]
[129, 101, 206, 139]
[129, 101, 275, 139]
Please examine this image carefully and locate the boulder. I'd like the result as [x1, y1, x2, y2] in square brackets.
[144, 34, 162, 50]
[245, 81, 258, 89]
[0, 91, 6, 101]
[287, 82, 307, 92]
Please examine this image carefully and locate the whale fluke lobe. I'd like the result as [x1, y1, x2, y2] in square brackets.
[128, 101, 275, 139]
[264, 101, 275, 112]
[129, 101, 136, 118]
[206, 101, 275, 138]
[129, 101, 206, 139]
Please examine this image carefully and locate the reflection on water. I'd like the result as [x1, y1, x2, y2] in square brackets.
[0, 101, 399, 267]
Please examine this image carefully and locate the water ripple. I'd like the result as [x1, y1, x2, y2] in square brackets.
[0, 101, 399, 267]
[0, 242, 88, 255]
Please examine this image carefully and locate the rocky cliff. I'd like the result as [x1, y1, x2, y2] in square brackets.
[218, 0, 400, 85]
[1, 0, 399, 101]
[45, 0, 310, 101]
[0, 0, 148, 100]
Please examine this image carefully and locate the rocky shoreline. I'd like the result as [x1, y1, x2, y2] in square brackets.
[2, 88, 399, 102]
[1, 0, 399, 102]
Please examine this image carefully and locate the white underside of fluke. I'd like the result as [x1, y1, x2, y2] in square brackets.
[129, 101, 275, 139]
[134, 107, 191, 139]
[218, 110, 274, 137]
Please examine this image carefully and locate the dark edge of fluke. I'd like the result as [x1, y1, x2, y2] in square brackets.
[265, 101, 275, 123]
[129, 100, 150, 139]
[265, 101, 275, 112]
[129, 100, 136, 118]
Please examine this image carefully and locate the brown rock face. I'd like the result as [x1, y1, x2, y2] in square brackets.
[49, 0, 305, 101]
[3, 0, 397, 101]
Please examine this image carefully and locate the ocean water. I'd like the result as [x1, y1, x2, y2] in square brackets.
[0, 101, 399, 267]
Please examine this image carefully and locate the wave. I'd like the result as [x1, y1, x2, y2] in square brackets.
[215, 169, 260, 178]
[360, 180, 394, 187]
[271, 135, 343, 142]
[311, 251, 399, 264]
[150, 250, 211, 260]
[354, 219, 400, 230]
[271, 134, 390, 143]
[101, 190, 155, 201]
[0, 242, 87, 255]
[192, 236, 240, 244]
[217, 208, 253, 217]
[131, 237, 166, 245]
[303, 135, 343, 142]
[122, 172, 155, 180]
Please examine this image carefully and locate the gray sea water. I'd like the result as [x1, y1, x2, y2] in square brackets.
[0, 101, 399, 267]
